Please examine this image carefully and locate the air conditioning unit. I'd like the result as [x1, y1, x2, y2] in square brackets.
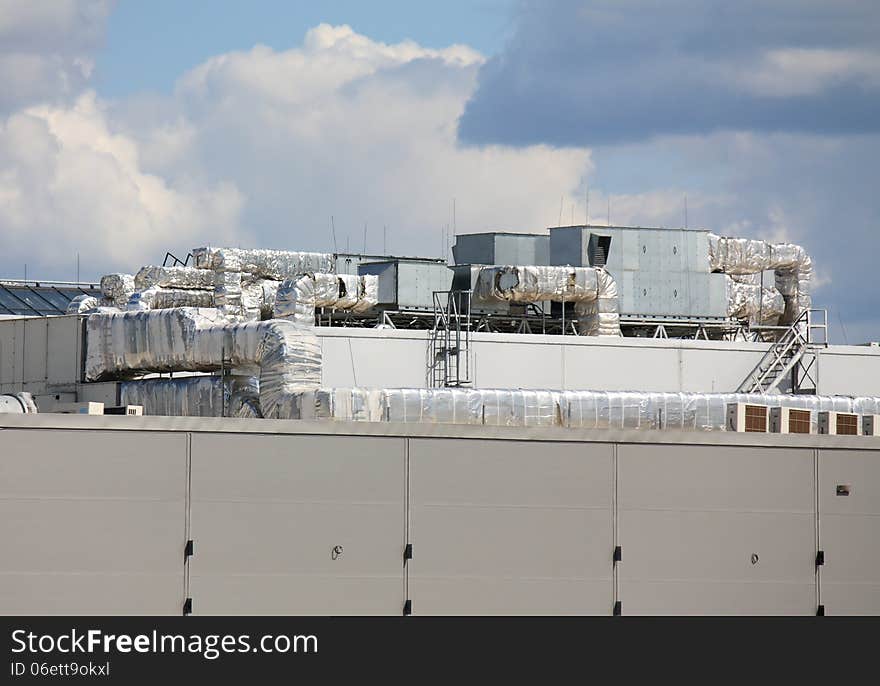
[104, 405, 144, 416]
[727, 403, 769, 433]
[818, 411, 860, 436]
[769, 407, 813, 434]
[863, 414, 880, 437]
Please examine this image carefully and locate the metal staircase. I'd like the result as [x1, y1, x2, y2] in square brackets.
[428, 290, 472, 388]
[736, 309, 828, 394]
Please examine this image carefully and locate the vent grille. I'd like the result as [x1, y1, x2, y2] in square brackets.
[587, 235, 612, 268]
[744, 405, 768, 432]
[789, 409, 811, 434]
[836, 413, 859, 436]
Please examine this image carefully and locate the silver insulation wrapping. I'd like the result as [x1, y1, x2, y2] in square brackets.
[474, 265, 621, 336]
[275, 273, 379, 326]
[306, 387, 880, 432]
[85, 308, 321, 417]
[126, 287, 215, 311]
[120, 375, 261, 418]
[192, 246, 334, 278]
[99, 273, 135, 307]
[708, 234, 813, 324]
[134, 266, 216, 291]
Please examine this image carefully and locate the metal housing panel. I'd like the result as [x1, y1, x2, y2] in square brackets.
[23, 317, 48, 383]
[0, 429, 186, 615]
[548, 227, 584, 266]
[397, 262, 452, 309]
[818, 449, 880, 614]
[0, 318, 18, 386]
[549, 226, 727, 318]
[47, 315, 81, 387]
[408, 438, 614, 615]
[189, 433, 406, 615]
[618, 444, 816, 614]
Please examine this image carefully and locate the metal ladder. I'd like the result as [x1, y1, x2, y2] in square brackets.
[427, 290, 472, 388]
[736, 309, 828, 394]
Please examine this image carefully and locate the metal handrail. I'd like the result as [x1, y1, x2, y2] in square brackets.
[737, 309, 814, 394]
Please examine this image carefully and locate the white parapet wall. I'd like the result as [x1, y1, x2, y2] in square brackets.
[1, 316, 880, 405]
[313, 326, 880, 397]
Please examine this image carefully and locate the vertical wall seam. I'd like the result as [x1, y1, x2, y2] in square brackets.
[612, 442, 619, 614]
[404, 436, 410, 607]
[814, 447, 821, 612]
[184, 432, 193, 608]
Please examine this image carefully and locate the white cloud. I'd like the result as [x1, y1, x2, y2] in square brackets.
[0, 93, 245, 273]
[0, 0, 113, 112]
[0, 23, 592, 276]
[116, 24, 592, 258]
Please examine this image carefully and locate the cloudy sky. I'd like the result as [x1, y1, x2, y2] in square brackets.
[0, 0, 877, 342]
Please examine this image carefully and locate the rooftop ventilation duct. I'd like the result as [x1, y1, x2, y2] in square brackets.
[191, 247, 334, 279]
[473, 265, 621, 336]
[274, 273, 379, 326]
[708, 234, 813, 325]
[85, 308, 321, 418]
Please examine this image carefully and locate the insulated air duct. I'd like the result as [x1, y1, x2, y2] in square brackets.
[274, 273, 379, 326]
[85, 308, 321, 418]
[473, 265, 621, 336]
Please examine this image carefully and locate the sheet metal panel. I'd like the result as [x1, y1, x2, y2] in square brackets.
[0, 318, 19, 387]
[189, 433, 406, 615]
[397, 262, 451, 309]
[548, 227, 585, 267]
[46, 315, 81, 387]
[618, 444, 816, 615]
[23, 317, 48, 383]
[408, 438, 614, 615]
[818, 449, 880, 615]
[0, 429, 186, 615]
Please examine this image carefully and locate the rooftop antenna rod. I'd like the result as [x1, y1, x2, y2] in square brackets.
[330, 216, 338, 253]
[76, 252, 80, 283]
[586, 187, 590, 225]
[571, 204, 574, 225]
[383, 225, 387, 255]
[607, 197, 611, 226]
[684, 194, 688, 228]
[558, 195, 564, 227]
[453, 198, 457, 239]
[24, 263, 27, 281]
[362, 222, 368, 254]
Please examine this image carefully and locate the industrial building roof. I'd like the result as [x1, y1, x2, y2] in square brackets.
[0, 281, 100, 317]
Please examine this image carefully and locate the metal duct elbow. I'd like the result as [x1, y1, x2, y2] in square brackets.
[708, 234, 813, 325]
[575, 268, 621, 337]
